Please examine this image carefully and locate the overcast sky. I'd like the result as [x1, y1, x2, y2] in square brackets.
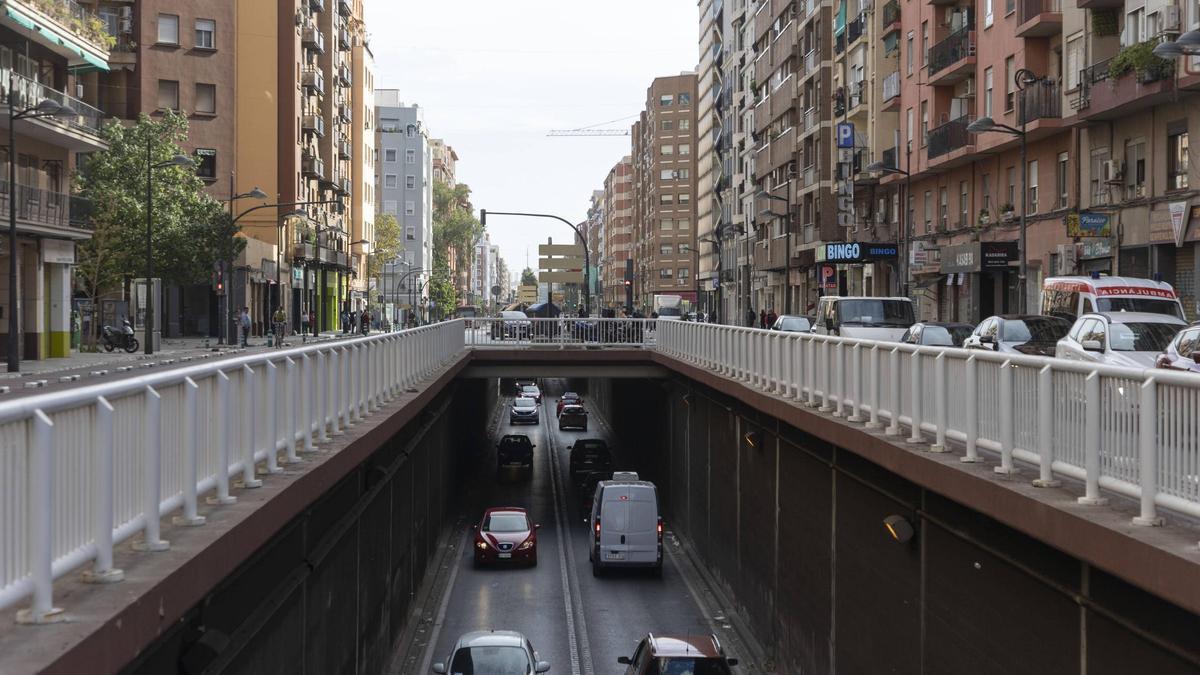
[364, 0, 698, 283]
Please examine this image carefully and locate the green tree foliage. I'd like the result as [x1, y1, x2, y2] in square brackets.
[367, 212, 402, 281]
[75, 112, 236, 300]
[520, 267, 538, 287]
[432, 181, 485, 307]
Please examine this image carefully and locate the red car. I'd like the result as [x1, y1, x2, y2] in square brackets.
[557, 392, 583, 416]
[473, 507, 539, 567]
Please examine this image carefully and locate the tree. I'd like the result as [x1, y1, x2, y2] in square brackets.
[367, 213, 402, 281]
[432, 181, 484, 301]
[520, 267, 538, 287]
[75, 112, 235, 299]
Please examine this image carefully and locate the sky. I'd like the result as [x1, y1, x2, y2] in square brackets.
[364, 0, 698, 283]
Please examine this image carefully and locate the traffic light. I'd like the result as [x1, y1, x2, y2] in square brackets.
[213, 262, 226, 296]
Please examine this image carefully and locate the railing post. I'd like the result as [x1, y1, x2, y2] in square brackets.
[83, 397, 124, 584]
[1133, 378, 1163, 525]
[1032, 365, 1059, 484]
[174, 377, 205, 526]
[961, 356, 981, 462]
[1077, 372, 1107, 504]
[318, 349, 331, 441]
[366, 341, 377, 412]
[774, 334, 784, 395]
[833, 342, 846, 418]
[848, 343, 864, 423]
[210, 372, 237, 503]
[886, 347, 901, 436]
[994, 360, 1017, 474]
[805, 338, 817, 407]
[352, 345, 364, 423]
[134, 386, 169, 551]
[302, 355, 316, 452]
[284, 358, 300, 463]
[865, 345, 881, 429]
[264, 360, 281, 474]
[241, 364, 262, 488]
[930, 353, 947, 452]
[330, 348, 343, 434]
[16, 410, 64, 624]
[907, 351, 923, 443]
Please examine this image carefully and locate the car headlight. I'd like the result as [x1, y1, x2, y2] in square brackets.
[476, 540, 489, 550]
[518, 539, 534, 550]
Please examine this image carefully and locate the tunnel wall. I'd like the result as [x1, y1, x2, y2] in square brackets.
[120, 379, 487, 675]
[604, 376, 1200, 674]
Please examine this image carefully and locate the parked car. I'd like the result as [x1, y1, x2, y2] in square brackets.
[559, 404, 588, 431]
[557, 392, 583, 416]
[472, 508, 540, 567]
[1156, 325, 1200, 372]
[770, 314, 813, 333]
[811, 296, 915, 341]
[496, 434, 535, 471]
[510, 397, 540, 425]
[578, 470, 613, 517]
[492, 311, 532, 340]
[618, 634, 738, 674]
[520, 383, 542, 403]
[569, 440, 613, 484]
[900, 321, 975, 347]
[962, 315, 1072, 356]
[589, 478, 662, 576]
[1056, 312, 1187, 368]
[432, 630, 550, 674]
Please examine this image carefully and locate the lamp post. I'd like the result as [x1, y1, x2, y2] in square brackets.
[144, 143, 195, 355]
[967, 109, 1031, 312]
[6, 82, 77, 372]
[220, 179, 267, 344]
[756, 187, 792, 314]
[682, 236, 719, 320]
[480, 209, 592, 316]
[866, 152, 913, 298]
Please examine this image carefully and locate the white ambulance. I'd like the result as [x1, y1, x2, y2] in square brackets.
[1041, 275, 1185, 322]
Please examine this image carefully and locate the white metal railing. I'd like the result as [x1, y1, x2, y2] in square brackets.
[0, 321, 464, 622]
[655, 321, 1200, 526]
[465, 317, 658, 348]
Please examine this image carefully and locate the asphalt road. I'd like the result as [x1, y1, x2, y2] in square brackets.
[415, 379, 731, 675]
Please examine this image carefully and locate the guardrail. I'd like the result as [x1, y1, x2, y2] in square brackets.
[656, 321, 1200, 526]
[465, 317, 658, 348]
[0, 320, 464, 622]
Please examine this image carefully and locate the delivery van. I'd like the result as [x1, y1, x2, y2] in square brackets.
[588, 479, 663, 577]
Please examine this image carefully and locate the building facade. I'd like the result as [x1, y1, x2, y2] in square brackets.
[375, 95, 432, 320]
[601, 156, 633, 308]
[430, 138, 457, 187]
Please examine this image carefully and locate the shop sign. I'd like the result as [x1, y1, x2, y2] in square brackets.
[940, 242, 979, 274]
[817, 241, 898, 263]
[1064, 211, 1111, 238]
[1080, 239, 1112, 260]
[980, 241, 1017, 269]
[1170, 200, 1190, 247]
[293, 267, 303, 282]
[819, 264, 838, 290]
[40, 239, 74, 264]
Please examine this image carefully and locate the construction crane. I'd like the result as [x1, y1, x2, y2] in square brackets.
[547, 128, 630, 137]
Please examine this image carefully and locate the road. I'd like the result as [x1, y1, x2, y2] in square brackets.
[405, 379, 739, 674]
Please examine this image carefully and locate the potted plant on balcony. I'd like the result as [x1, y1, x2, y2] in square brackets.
[999, 203, 1016, 223]
[977, 208, 991, 227]
[1108, 39, 1174, 84]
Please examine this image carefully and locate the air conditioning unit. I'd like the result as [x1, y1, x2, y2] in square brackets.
[1056, 244, 1077, 275]
[1161, 5, 1182, 33]
[119, 6, 133, 32]
[1103, 160, 1123, 183]
[295, 10, 305, 26]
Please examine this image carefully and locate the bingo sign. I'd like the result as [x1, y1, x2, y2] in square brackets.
[820, 264, 838, 290]
[836, 122, 855, 228]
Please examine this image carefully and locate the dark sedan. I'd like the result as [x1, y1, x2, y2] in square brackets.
[569, 440, 613, 485]
[496, 434, 535, 470]
[559, 404, 588, 431]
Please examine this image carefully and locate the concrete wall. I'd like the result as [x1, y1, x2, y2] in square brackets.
[601, 377, 1200, 674]
[120, 380, 486, 675]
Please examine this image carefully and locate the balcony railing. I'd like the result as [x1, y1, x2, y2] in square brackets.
[847, 13, 865, 45]
[1020, 0, 1061, 23]
[0, 68, 105, 136]
[0, 180, 92, 231]
[928, 27, 974, 77]
[16, 0, 113, 51]
[883, 71, 901, 102]
[301, 67, 325, 95]
[882, 146, 897, 170]
[882, 0, 901, 28]
[928, 115, 973, 159]
[1017, 79, 1061, 125]
[302, 26, 325, 54]
[302, 114, 325, 137]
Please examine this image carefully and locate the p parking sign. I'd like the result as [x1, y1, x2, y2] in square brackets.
[836, 122, 855, 149]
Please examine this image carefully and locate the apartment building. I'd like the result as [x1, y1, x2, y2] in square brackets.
[430, 138, 458, 187]
[728, 0, 763, 325]
[586, 189, 604, 307]
[471, 232, 493, 308]
[602, 156, 633, 308]
[0, 0, 110, 359]
[631, 73, 699, 313]
[350, 17, 375, 316]
[697, 0, 723, 316]
[375, 95, 432, 320]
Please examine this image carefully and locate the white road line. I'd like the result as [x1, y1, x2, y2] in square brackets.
[417, 526, 469, 675]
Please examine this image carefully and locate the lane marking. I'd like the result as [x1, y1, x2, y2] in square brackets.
[417, 526, 470, 675]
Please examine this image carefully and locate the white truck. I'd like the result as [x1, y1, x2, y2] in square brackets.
[652, 294, 683, 320]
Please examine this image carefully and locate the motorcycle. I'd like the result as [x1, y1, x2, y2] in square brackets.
[101, 319, 139, 353]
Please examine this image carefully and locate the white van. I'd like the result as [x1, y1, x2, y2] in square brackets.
[811, 296, 915, 342]
[1041, 276, 1185, 322]
[588, 480, 662, 577]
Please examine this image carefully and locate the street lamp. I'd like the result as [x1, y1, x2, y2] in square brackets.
[966, 114, 1030, 313]
[143, 147, 195, 355]
[756, 188, 793, 314]
[1153, 30, 1200, 58]
[480, 209, 592, 316]
[866, 157, 913, 298]
[219, 182, 267, 344]
[6, 88, 76, 372]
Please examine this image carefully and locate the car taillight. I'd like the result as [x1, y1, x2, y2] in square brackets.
[657, 517, 663, 542]
[594, 519, 601, 542]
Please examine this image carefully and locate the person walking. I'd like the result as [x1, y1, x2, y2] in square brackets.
[309, 309, 317, 336]
[766, 307, 778, 328]
[759, 309, 767, 329]
[272, 307, 287, 348]
[361, 309, 371, 336]
[300, 309, 309, 338]
[341, 310, 349, 334]
[746, 308, 756, 328]
[239, 307, 251, 347]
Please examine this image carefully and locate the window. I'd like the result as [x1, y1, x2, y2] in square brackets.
[194, 149, 216, 179]
[1090, 149, 1110, 205]
[1125, 8, 1144, 45]
[678, 92, 691, 105]
[406, 175, 416, 189]
[677, 168, 690, 179]
[906, 108, 914, 147]
[406, 124, 415, 138]
[384, 149, 397, 162]
[660, 244, 673, 255]
[678, 267, 690, 279]
[985, 0, 994, 27]
[1005, 56, 1015, 111]
[195, 19, 215, 49]
[679, 193, 690, 204]
[405, 225, 415, 241]
[1066, 36, 1082, 90]
[982, 173, 992, 211]
[939, 187, 948, 228]
[384, 174, 398, 188]
[984, 67, 994, 118]
[1006, 166, 1016, 206]
[661, 145, 675, 156]
[660, 219, 673, 230]
[677, 218, 691, 230]
[1006, 0, 1016, 15]
[405, 149, 415, 164]
[157, 80, 179, 110]
[1125, 140, 1145, 192]
[920, 101, 928, 145]
[921, 22, 928, 65]
[923, 190, 932, 232]
[1028, 160, 1039, 213]
[660, 194, 675, 204]
[679, 144, 691, 155]
[959, 181, 968, 225]
[660, 94, 674, 106]
[194, 83, 215, 114]
[1168, 127, 1189, 190]
[405, 200, 415, 215]
[1057, 152, 1069, 208]
[659, 268, 674, 279]
[906, 32, 914, 75]
[661, 169, 676, 180]
[383, 200, 397, 214]
[157, 14, 179, 44]
[679, 119, 690, 130]
[661, 120, 674, 131]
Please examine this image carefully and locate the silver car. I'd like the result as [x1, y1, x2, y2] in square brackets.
[1056, 312, 1187, 369]
[432, 630, 550, 674]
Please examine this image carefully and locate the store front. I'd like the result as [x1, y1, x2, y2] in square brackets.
[813, 241, 898, 300]
[939, 241, 1019, 324]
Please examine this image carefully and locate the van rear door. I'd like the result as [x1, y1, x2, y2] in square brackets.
[623, 487, 659, 563]
[598, 490, 630, 561]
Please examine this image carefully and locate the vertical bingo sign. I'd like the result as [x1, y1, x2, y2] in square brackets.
[836, 122, 855, 230]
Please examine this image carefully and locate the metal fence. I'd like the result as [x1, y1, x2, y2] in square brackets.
[656, 321, 1200, 524]
[0, 321, 463, 621]
[464, 317, 658, 348]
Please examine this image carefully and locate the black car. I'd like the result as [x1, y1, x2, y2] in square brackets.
[568, 440, 613, 485]
[559, 404, 588, 431]
[578, 470, 613, 516]
[496, 434, 535, 470]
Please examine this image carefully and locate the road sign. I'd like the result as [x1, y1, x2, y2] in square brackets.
[538, 271, 584, 284]
[518, 284, 538, 303]
[538, 244, 584, 258]
[539, 257, 586, 270]
[836, 122, 855, 149]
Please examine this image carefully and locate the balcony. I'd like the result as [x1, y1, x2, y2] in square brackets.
[881, 0, 901, 36]
[341, 178, 353, 195]
[927, 115, 973, 160]
[847, 13, 865, 47]
[805, 49, 818, 74]
[301, 67, 325, 95]
[769, 76, 795, 121]
[302, 26, 325, 54]
[1076, 0, 1120, 8]
[5, 0, 113, 62]
[303, 156, 326, 179]
[768, 128, 796, 173]
[1016, 79, 1062, 125]
[310, 0, 325, 12]
[302, 114, 325, 137]
[0, 68, 106, 149]
[881, 146, 898, 170]
[339, 138, 353, 159]
[338, 64, 352, 86]
[338, 27, 352, 50]
[338, 0, 351, 16]
[1075, 52, 1174, 121]
[1016, 0, 1062, 37]
[881, 71, 901, 111]
[753, 235, 790, 270]
[0, 180, 92, 234]
[928, 28, 975, 85]
[339, 103, 353, 123]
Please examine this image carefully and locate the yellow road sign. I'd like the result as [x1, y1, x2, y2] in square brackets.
[538, 271, 584, 284]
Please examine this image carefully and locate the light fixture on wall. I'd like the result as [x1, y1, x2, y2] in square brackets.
[743, 431, 760, 448]
[883, 515, 915, 544]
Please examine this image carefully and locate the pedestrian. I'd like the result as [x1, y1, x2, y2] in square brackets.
[239, 307, 251, 347]
[300, 309, 309, 337]
[341, 310, 349, 334]
[272, 306, 287, 348]
[361, 310, 371, 336]
[767, 307, 778, 328]
[746, 308, 756, 327]
[759, 309, 767, 329]
[309, 309, 317, 336]
[709, 311, 718, 324]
